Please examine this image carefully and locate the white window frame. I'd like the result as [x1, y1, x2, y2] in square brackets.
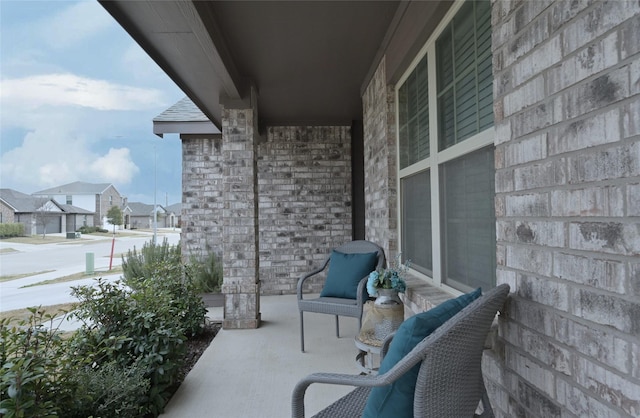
[395, 0, 495, 291]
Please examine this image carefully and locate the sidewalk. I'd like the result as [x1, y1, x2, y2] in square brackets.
[161, 294, 363, 418]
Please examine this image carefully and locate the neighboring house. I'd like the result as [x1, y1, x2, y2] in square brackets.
[122, 201, 167, 230]
[33, 181, 123, 229]
[0, 188, 94, 235]
[164, 202, 181, 228]
[102, 1, 639, 416]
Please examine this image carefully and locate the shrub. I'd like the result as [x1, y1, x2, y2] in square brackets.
[187, 250, 223, 293]
[122, 238, 182, 282]
[77, 226, 108, 234]
[0, 223, 24, 238]
[1, 240, 206, 418]
[0, 308, 75, 417]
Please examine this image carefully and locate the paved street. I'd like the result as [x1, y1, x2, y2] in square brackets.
[0, 229, 180, 312]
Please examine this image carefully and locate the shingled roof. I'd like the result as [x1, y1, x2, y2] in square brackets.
[153, 97, 219, 137]
[33, 181, 113, 196]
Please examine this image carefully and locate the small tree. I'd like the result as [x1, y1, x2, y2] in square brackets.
[106, 206, 123, 234]
[34, 198, 58, 238]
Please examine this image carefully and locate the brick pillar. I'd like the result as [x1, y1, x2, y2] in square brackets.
[220, 93, 261, 329]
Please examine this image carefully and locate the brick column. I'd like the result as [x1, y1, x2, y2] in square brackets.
[220, 96, 261, 329]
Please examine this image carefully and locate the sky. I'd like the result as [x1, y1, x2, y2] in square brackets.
[0, 0, 186, 206]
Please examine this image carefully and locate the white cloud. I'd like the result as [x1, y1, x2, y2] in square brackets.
[0, 129, 139, 192]
[90, 148, 139, 183]
[39, 1, 113, 50]
[1, 73, 166, 112]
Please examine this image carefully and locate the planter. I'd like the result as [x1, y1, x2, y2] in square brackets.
[373, 289, 404, 341]
[200, 292, 224, 308]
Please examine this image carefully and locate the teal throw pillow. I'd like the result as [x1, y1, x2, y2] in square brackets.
[362, 287, 482, 418]
[319, 250, 378, 299]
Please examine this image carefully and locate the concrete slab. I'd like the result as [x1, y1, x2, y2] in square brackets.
[161, 294, 364, 418]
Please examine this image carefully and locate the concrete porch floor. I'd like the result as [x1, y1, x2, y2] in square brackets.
[160, 294, 365, 418]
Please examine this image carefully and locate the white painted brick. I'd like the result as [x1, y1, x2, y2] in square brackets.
[556, 378, 623, 418]
[575, 356, 640, 416]
[514, 159, 567, 191]
[506, 246, 553, 277]
[553, 252, 626, 294]
[505, 193, 550, 217]
[551, 185, 625, 217]
[507, 349, 556, 397]
[512, 35, 562, 87]
[504, 133, 547, 166]
[630, 183, 640, 216]
[512, 220, 565, 247]
[569, 221, 640, 255]
[504, 76, 546, 116]
[549, 108, 621, 156]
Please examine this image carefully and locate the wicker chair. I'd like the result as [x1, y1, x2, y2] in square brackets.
[292, 283, 510, 418]
[297, 240, 385, 352]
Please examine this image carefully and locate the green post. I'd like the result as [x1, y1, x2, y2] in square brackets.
[86, 252, 94, 274]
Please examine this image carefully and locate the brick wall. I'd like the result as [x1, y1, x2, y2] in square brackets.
[181, 135, 225, 262]
[258, 126, 353, 295]
[0, 201, 15, 224]
[362, 57, 398, 258]
[220, 105, 261, 329]
[492, 1, 640, 416]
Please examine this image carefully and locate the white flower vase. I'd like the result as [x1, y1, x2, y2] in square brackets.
[373, 289, 404, 341]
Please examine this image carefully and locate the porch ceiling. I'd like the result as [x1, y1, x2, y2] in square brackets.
[99, 1, 402, 129]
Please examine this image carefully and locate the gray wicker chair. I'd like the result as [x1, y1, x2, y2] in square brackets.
[297, 240, 385, 352]
[292, 283, 510, 417]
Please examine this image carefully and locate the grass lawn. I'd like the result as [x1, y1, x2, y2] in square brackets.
[0, 303, 77, 325]
[20, 266, 124, 288]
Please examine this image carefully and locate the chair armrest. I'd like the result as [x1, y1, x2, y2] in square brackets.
[291, 372, 389, 418]
[291, 345, 425, 418]
[380, 332, 395, 360]
[356, 276, 370, 305]
[297, 257, 330, 299]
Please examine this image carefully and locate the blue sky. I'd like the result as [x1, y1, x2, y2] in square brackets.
[1, 0, 186, 206]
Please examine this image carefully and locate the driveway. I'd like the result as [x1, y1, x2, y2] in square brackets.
[0, 229, 180, 312]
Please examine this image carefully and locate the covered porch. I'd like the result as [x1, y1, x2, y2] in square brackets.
[162, 294, 362, 418]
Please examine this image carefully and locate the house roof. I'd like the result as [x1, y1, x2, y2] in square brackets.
[0, 188, 42, 212]
[57, 204, 95, 215]
[33, 181, 114, 196]
[124, 202, 167, 217]
[99, 0, 435, 129]
[0, 188, 94, 215]
[165, 202, 182, 214]
[153, 97, 220, 137]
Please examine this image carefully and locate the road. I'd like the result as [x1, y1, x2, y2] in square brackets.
[0, 229, 181, 312]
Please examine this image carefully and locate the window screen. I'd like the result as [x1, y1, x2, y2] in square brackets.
[440, 145, 496, 291]
[401, 170, 432, 275]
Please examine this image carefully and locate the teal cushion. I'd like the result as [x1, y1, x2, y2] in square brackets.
[362, 288, 482, 418]
[319, 250, 378, 299]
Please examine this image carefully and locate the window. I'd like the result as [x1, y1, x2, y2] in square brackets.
[109, 195, 113, 206]
[397, 0, 495, 292]
[66, 195, 72, 205]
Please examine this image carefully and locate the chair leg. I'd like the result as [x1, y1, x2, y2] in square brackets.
[300, 311, 305, 352]
[335, 315, 340, 338]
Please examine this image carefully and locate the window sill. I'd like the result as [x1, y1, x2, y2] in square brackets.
[400, 274, 457, 315]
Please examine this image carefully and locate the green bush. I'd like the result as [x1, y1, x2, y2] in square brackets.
[77, 226, 108, 234]
[1, 240, 207, 418]
[0, 223, 24, 238]
[122, 238, 182, 282]
[0, 308, 76, 417]
[187, 250, 223, 293]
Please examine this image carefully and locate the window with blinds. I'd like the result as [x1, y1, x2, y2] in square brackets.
[437, 0, 492, 151]
[396, 0, 496, 291]
[398, 55, 429, 169]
